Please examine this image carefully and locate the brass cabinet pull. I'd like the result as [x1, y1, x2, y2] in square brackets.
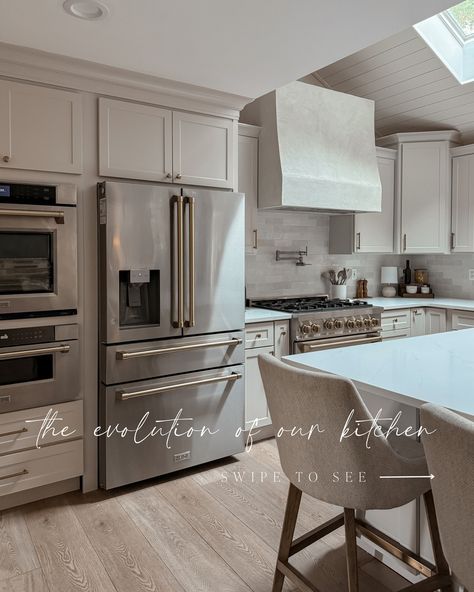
[356, 232, 361, 250]
[116, 337, 242, 360]
[173, 196, 185, 328]
[176, 173, 182, 179]
[451, 232, 456, 250]
[165, 173, 172, 179]
[2, 155, 10, 163]
[185, 196, 195, 327]
[0, 468, 28, 481]
[0, 208, 65, 224]
[0, 427, 28, 438]
[403, 233, 407, 251]
[0, 344, 70, 360]
[118, 372, 242, 400]
[253, 229, 258, 249]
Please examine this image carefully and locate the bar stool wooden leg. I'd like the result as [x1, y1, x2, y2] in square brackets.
[423, 490, 451, 586]
[344, 508, 359, 592]
[273, 483, 302, 592]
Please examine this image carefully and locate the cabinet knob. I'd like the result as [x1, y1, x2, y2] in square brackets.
[2, 155, 10, 163]
[165, 173, 172, 179]
[176, 173, 182, 180]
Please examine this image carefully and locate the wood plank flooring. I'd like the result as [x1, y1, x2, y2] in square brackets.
[0, 439, 410, 592]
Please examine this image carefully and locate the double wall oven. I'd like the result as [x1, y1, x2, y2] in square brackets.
[0, 181, 79, 414]
[98, 181, 245, 490]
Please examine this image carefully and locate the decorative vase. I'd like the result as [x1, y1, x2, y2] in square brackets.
[382, 285, 397, 297]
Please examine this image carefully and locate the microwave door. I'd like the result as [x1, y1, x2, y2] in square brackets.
[182, 190, 244, 336]
[100, 182, 182, 344]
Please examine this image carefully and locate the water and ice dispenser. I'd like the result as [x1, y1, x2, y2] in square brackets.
[119, 269, 160, 327]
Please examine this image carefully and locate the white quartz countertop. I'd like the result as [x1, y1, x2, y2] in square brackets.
[368, 297, 474, 311]
[285, 329, 474, 418]
[245, 307, 293, 323]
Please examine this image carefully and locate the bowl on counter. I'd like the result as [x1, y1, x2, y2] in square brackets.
[406, 285, 418, 294]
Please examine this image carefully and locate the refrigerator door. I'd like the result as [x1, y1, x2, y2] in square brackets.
[182, 189, 244, 335]
[99, 181, 182, 344]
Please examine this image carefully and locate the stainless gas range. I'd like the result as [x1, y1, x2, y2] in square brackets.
[249, 296, 383, 354]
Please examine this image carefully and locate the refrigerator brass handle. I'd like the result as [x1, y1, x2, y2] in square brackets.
[0, 344, 70, 360]
[0, 208, 65, 224]
[0, 469, 28, 481]
[0, 427, 28, 438]
[117, 371, 242, 400]
[185, 196, 195, 328]
[305, 335, 381, 352]
[173, 196, 185, 328]
[116, 337, 242, 360]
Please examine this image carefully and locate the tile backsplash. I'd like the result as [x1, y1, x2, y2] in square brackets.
[246, 211, 474, 300]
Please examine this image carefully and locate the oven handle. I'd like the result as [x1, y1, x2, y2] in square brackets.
[302, 335, 381, 352]
[0, 208, 65, 224]
[116, 337, 242, 360]
[0, 344, 70, 360]
[117, 371, 242, 400]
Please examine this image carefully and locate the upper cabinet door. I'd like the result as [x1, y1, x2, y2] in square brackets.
[355, 151, 395, 253]
[401, 142, 450, 254]
[451, 154, 474, 252]
[173, 111, 234, 188]
[99, 98, 172, 182]
[0, 80, 82, 174]
[238, 130, 259, 251]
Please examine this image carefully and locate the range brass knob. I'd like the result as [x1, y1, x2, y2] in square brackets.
[334, 319, 343, 329]
[311, 323, 320, 333]
[364, 318, 371, 327]
[346, 319, 355, 329]
[301, 323, 311, 334]
[355, 319, 363, 328]
[324, 320, 334, 330]
[371, 318, 379, 327]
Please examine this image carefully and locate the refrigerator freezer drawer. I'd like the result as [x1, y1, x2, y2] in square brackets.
[101, 331, 244, 385]
[99, 364, 245, 489]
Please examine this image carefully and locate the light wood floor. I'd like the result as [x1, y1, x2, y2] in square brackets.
[0, 439, 410, 592]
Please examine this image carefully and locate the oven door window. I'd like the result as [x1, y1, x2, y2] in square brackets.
[0, 354, 53, 386]
[0, 231, 54, 294]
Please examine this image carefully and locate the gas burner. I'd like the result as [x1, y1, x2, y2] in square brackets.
[250, 296, 371, 314]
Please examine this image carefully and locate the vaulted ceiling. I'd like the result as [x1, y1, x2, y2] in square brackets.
[315, 27, 474, 143]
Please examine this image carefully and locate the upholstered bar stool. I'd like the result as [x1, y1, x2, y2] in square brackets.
[420, 404, 474, 592]
[258, 354, 450, 592]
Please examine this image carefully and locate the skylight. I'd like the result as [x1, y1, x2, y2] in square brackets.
[415, 0, 474, 84]
[446, 0, 474, 40]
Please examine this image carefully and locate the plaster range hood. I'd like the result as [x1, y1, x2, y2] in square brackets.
[243, 81, 381, 213]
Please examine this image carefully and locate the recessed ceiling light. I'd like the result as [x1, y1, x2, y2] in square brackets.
[63, 0, 109, 20]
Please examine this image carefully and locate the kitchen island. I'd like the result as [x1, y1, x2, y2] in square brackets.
[284, 329, 474, 587]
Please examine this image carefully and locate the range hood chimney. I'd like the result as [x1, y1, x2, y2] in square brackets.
[243, 81, 381, 213]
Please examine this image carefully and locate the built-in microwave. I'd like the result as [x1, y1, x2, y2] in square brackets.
[0, 182, 77, 319]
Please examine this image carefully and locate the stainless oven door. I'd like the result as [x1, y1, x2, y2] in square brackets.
[0, 327, 80, 413]
[294, 333, 382, 353]
[99, 364, 245, 489]
[0, 203, 77, 317]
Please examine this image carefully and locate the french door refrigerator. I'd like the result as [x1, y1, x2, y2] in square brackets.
[98, 181, 245, 489]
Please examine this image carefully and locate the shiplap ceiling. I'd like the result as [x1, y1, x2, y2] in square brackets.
[315, 27, 474, 143]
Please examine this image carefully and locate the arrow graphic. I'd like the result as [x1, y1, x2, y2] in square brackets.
[379, 474, 434, 480]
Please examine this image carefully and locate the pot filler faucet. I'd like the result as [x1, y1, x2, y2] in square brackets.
[275, 246, 310, 266]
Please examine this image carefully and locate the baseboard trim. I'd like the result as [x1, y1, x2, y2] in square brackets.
[0, 477, 80, 510]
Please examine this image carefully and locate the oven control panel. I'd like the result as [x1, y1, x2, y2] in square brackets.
[294, 313, 381, 340]
[0, 326, 55, 348]
[0, 182, 56, 206]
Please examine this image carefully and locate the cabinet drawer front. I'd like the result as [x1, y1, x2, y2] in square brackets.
[0, 401, 83, 456]
[451, 310, 474, 330]
[245, 323, 274, 349]
[0, 440, 83, 497]
[382, 328, 411, 340]
[381, 310, 411, 332]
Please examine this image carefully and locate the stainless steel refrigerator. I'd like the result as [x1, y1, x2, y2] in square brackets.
[98, 181, 245, 489]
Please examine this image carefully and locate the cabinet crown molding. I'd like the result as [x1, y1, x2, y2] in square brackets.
[377, 130, 461, 147]
[451, 143, 474, 157]
[0, 41, 251, 119]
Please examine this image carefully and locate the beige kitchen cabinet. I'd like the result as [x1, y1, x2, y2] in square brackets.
[99, 97, 235, 188]
[451, 147, 474, 252]
[329, 148, 396, 254]
[378, 131, 460, 254]
[449, 309, 474, 330]
[238, 123, 260, 251]
[425, 308, 447, 334]
[99, 98, 172, 182]
[381, 309, 411, 340]
[410, 308, 425, 336]
[0, 79, 83, 174]
[244, 319, 289, 436]
[172, 110, 235, 188]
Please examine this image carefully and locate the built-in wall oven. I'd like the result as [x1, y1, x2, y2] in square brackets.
[0, 322, 80, 413]
[0, 182, 78, 319]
